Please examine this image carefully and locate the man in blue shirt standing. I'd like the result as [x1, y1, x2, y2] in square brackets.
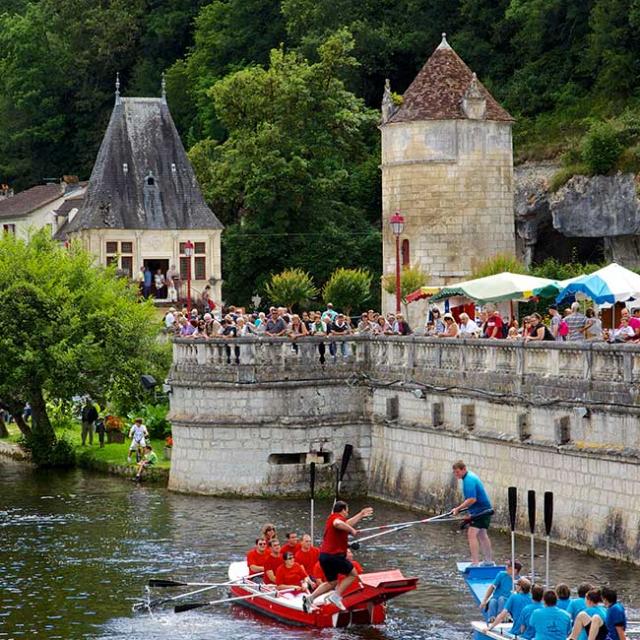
[487, 577, 532, 634]
[451, 460, 493, 565]
[530, 589, 572, 640]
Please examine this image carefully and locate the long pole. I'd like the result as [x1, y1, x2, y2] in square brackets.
[186, 251, 192, 316]
[395, 233, 401, 314]
[508, 486, 517, 593]
[544, 491, 553, 588]
[528, 490, 536, 582]
[310, 462, 316, 545]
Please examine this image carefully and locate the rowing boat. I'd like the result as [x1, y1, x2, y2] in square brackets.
[227, 561, 418, 627]
[457, 562, 513, 640]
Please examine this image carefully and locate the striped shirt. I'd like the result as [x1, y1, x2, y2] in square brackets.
[565, 313, 586, 342]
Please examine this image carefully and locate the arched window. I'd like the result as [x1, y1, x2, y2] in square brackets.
[146, 176, 155, 186]
[401, 239, 410, 267]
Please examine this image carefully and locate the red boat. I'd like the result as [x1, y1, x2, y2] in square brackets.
[227, 561, 418, 628]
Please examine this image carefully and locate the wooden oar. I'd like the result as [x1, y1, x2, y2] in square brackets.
[310, 461, 316, 545]
[528, 490, 536, 582]
[508, 487, 517, 593]
[544, 491, 553, 587]
[332, 444, 353, 507]
[148, 579, 219, 588]
[175, 587, 296, 613]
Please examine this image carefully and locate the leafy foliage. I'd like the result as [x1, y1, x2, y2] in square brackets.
[127, 402, 171, 440]
[472, 254, 528, 278]
[580, 120, 624, 174]
[382, 265, 429, 303]
[264, 268, 318, 310]
[322, 268, 372, 316]
[0, 231, 165, 465]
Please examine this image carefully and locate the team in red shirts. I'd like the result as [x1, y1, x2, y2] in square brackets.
[245, 509, 370, 610]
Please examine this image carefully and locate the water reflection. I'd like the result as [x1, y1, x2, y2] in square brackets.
[0, 460, 637, 639]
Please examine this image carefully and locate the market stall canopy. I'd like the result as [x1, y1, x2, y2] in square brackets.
[426, 272, 558, 304]
[405, 286, 442, 303]
[555, 263, 640, 304]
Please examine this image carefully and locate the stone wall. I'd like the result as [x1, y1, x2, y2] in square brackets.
[169, 336, 640, 562]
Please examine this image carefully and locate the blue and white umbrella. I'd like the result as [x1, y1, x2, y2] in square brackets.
[556, 263, 640, 304]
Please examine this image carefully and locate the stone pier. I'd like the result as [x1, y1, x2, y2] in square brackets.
[168, 336, 640, 563]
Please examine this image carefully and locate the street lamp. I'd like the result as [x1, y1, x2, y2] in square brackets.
[390, 212, 405, 314]
[184, 240, 194, 316]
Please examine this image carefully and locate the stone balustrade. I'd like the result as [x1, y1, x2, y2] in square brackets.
[171, 336, 640, 406]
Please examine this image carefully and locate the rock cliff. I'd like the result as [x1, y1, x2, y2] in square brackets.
[514, 164, 640, 268]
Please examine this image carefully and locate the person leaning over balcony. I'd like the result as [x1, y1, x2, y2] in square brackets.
[565, 302, 587, 342]
[329, 313, 351, 360]
[308, 311, 327, 364]
[438, 313, 459, 338]
[548, 305, 562, 341]
[458, 312, 480, 338]
[426, 308, 446, 334]
[393, 313, 412, 335]
[525, 313, 555, 342]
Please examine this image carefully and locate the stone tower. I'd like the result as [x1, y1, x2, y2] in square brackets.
[381, 34, 515, 314]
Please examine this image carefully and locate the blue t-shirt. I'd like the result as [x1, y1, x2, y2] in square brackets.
[462, 471, 492, 516]
[505, 592, 532, 634]
[557, 598, 571, 611]
[520, 601, 544, 639]
[567, 597, 586, 621]
[530, 605, 572, 640]
[491, 571, 513, 600]
[606, 603, 626, 640]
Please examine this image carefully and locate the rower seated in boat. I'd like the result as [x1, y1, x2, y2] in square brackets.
[479, 559, 522, 621]
[569, 589, 608, 640]
[295, 534, 320, 575]
[275, 552, 314, 592]
[263, 538, 284, 585]
[281, 532, 301, 557]
[486, 577, 531, 634]
[517, 583, 544, 639]
[569, 587, 627, 640]
[246, 538, 268, 576]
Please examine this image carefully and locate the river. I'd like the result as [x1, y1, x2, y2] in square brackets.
[1, 460, 638, 639]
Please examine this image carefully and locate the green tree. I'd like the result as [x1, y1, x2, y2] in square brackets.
[580, 120, 623, 174]
[0, 231, 167, 465]
[322, 267, 371, 316]
[264, 268, 318, 310]
[191, 31, 381, 305]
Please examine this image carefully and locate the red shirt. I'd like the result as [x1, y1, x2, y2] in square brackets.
[320, 513, 349, 554]
[295, 546, 320, 574]
[312, 560, 327, 582]
[263, 553, 284, 584]
[246, 548, 266, 571]
[275, 562, 308, 587]
[280, 542, 302, 557]
[486, 315, 504, 339]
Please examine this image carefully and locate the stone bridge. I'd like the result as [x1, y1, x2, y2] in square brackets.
[168, 336, 640, 563]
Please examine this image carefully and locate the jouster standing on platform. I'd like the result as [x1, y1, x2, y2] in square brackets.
[302, 500, 373, 612]
[451, 460, 494, 565]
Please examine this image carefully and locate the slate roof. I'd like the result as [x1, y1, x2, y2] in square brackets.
[66, 97, 222, 233]
[0, 184, 63, 220]
[387, 36, 513, 124]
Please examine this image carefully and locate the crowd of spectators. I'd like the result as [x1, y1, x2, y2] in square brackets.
[163, 298, 640, 349]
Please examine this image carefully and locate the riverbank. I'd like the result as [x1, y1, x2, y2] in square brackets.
[0, 424, 170, 484]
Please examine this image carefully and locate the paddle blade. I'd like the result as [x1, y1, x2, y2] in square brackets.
[508, 486, 517, 532]
[339, 444, 353, 481]
[544, 491, 553, 536]
[148, 578, 188, 588]
[175, 602, 208, 613]
[527, 490, 536, 534]
[310, 462, 316, 500]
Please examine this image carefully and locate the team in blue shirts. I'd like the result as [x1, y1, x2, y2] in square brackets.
[451, 460, 494, 566]
[487, 576, 532, 634]
[529, 589, 572, 640]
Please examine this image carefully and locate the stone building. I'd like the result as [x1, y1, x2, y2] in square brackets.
[380, 34, 516, 316]
[62, 78, 223, 302]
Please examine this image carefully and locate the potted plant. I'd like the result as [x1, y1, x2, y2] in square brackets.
[164, 435, 173, 460]
[105, 415, 125, 444]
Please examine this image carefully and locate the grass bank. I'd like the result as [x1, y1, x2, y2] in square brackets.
[1, 423, 170, 483]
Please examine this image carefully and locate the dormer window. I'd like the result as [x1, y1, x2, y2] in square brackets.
[123, 163, 128, 175]
[171, 163, 177, 174]
[145, 171, 155, 186]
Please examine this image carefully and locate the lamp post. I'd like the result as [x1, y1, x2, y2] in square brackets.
[390, 212, 405, 314]
[184, 240, 194, 316]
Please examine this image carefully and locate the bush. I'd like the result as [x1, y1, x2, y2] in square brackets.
[580, 120, 623, 174]
[471, 253, 528, 278]
[21, 433, 76, 467]
[549, 164, 589, 192]
[322, 268, 371, 316]
[264, 268, 318, 310]
[382, 264, 429, 302]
